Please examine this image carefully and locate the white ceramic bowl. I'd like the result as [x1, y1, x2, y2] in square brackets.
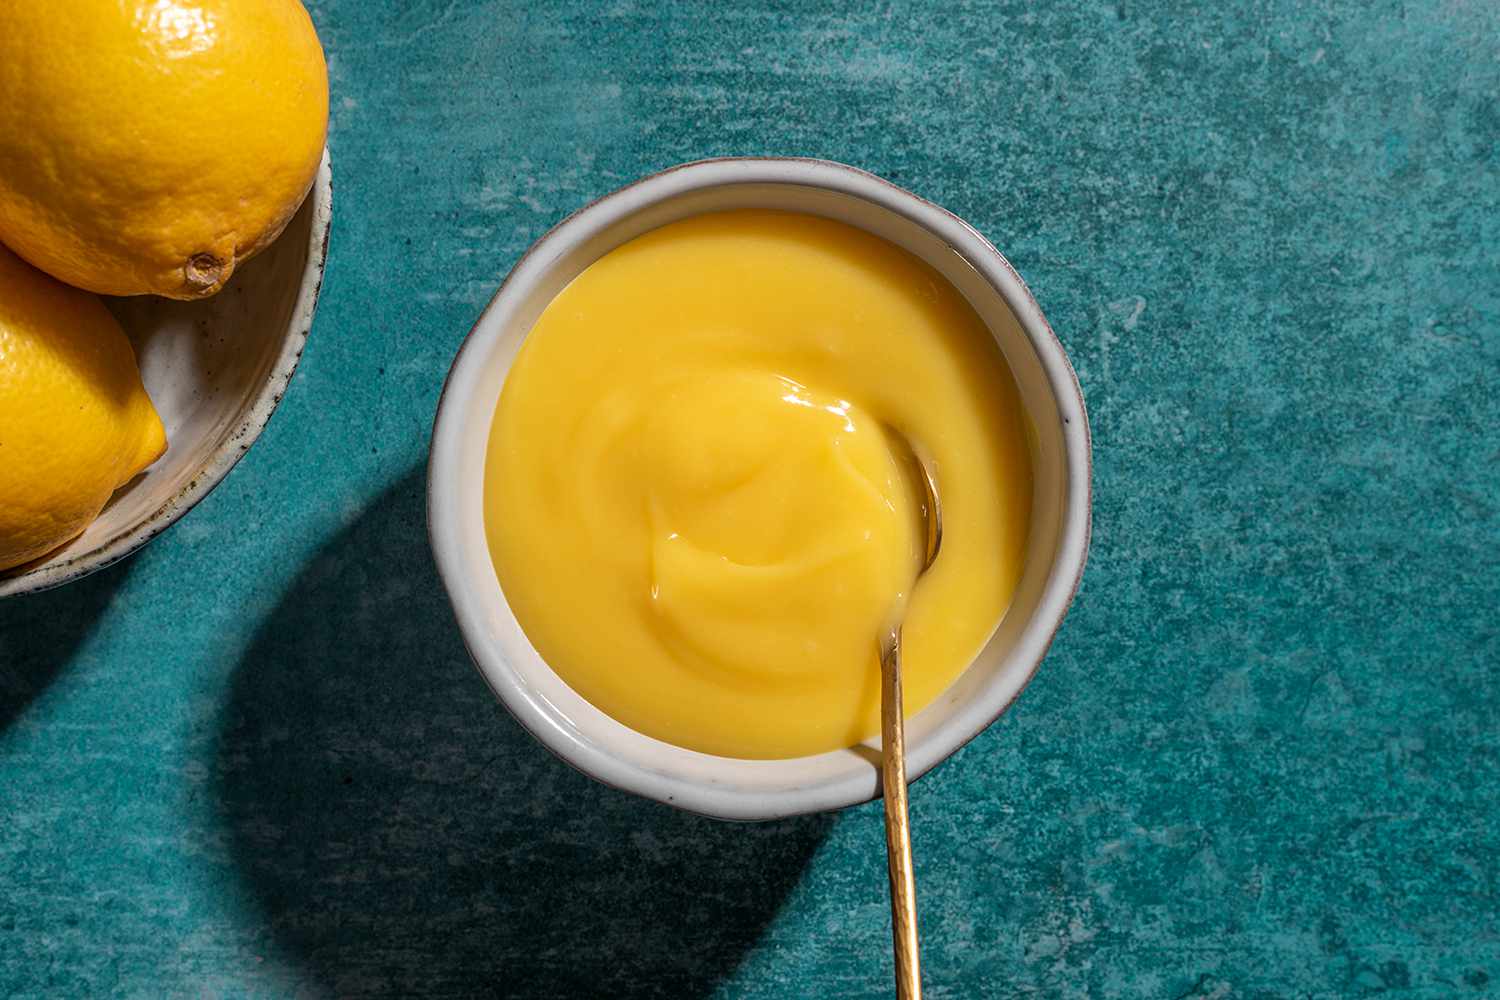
[429, 158, 1090, 820]
[0, 151, 332, 599]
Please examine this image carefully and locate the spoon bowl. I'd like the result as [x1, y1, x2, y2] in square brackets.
[886, 427, 942, 579]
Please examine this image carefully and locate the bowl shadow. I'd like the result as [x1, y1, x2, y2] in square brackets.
[213, 469, 831, 998]
[0, 556, 133, 733]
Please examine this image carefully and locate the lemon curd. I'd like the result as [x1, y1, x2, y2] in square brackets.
[485, 210, 1031, 759]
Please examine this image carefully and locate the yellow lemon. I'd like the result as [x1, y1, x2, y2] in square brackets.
[0, 0, 328, 299]
[0, 245, 167, 572]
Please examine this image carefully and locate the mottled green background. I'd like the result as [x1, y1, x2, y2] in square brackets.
[3, 1, 1497, 996]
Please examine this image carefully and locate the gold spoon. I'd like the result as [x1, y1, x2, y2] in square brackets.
[879, 429, 942, 1000]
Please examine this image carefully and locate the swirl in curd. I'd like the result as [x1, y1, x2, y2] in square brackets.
[485, 210, 1031, 759]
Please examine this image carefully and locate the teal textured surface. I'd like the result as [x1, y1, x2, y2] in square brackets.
[2, 1, 1498, 996]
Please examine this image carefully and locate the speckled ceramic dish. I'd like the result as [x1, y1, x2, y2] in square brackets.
[429, 157, 1091, 820]
[0, 151, 332, 599]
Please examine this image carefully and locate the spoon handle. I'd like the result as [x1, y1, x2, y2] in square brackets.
[880, 627, 922, 1000]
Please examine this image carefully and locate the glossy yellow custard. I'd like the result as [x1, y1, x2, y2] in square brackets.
[485, 210, 1031, 758]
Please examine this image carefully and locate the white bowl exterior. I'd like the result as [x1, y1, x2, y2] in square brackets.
[429, 158, 1090, 820]
[0, 152, 333, 598]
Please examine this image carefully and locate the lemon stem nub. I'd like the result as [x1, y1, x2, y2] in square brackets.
[184, 253, 227, 293]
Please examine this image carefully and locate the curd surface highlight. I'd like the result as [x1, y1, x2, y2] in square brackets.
[485, 210, 1031, 759]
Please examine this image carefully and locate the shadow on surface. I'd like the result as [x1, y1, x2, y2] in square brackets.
[0, 558, 132, 733]
[214, 469, 830, 998]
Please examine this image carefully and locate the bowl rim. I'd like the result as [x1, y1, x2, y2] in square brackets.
[0, 150, 333, 600]
[428, 156, 1092, 819]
